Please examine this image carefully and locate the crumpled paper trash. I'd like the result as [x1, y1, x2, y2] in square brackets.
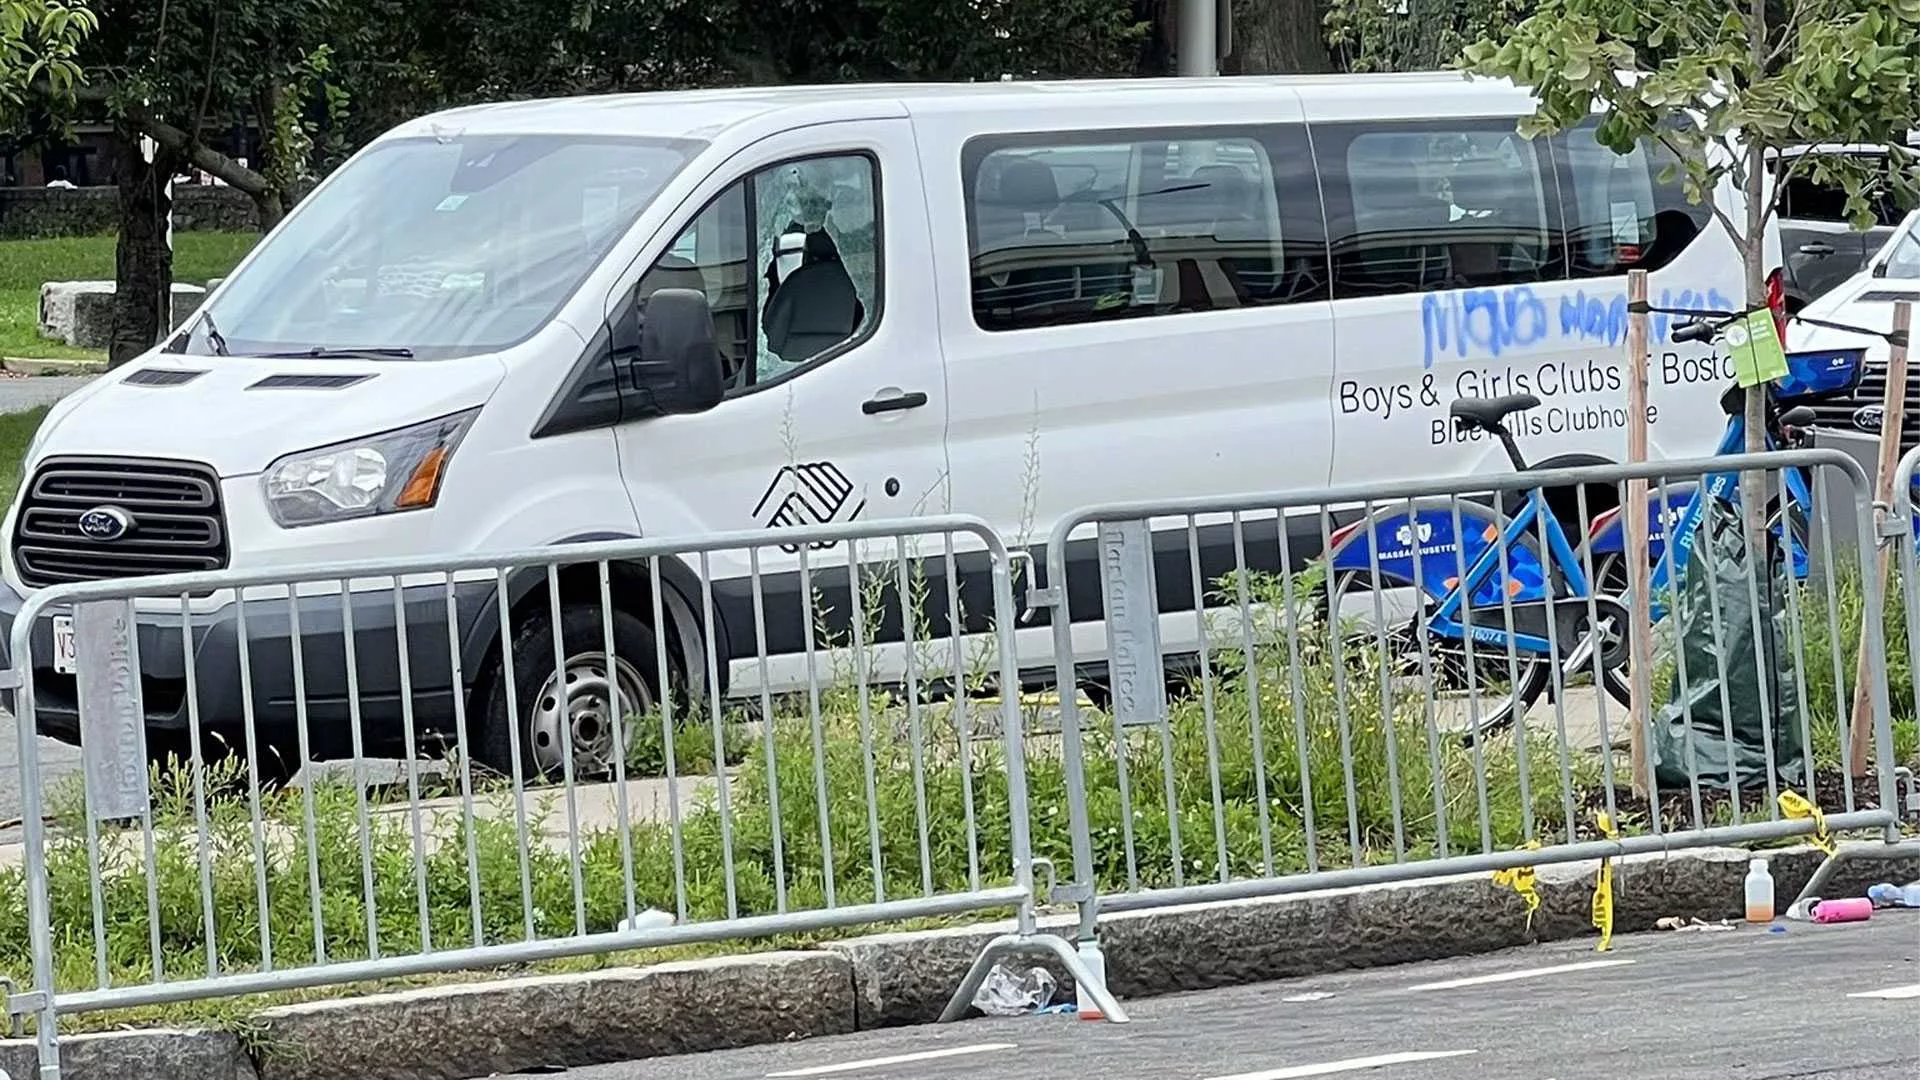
[1655, 916, 1735, 933]
[971, 963, 1058, 1016]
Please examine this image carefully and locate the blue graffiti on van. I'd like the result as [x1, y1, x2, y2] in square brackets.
[1421, 284, 1738, 369]
[1420, 287, 1549, 368]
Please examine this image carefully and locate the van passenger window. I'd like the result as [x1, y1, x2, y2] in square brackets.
[634, 153, 880, 390]
[1329, 124, 1555, 294]
[962, 126, 1327, 332]
[1554, 120, 1708, 277]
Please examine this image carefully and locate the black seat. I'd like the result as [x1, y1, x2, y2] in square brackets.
[1450, 393, 1542, 432]
[764, 231, 862, 366]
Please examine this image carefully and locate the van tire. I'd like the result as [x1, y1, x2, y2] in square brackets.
[477, 603, 669, 783]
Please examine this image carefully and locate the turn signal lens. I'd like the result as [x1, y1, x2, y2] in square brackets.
[396, 445, 450, 509]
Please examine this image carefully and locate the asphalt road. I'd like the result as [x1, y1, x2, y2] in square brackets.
[0, 709, 79, 836]
[494, 916, 1920, 1080]
[0, 375, 90, 414]
[0, 378, 88, 836]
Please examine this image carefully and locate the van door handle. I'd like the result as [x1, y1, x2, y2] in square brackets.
[862, 390, 929, 415]
[1798, 241, 1835, 256]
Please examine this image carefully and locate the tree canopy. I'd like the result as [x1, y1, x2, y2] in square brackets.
[1465, 0, 1920, 293]
[1, 0, 96, 130]
[1466, 0, 1920, 510]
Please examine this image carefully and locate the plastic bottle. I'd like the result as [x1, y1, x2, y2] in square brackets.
[1811, 897, 1874, 924]
[1867, 882, 1920, 909]
[1744, 857, 1775, 924]
[617, 907, 675, 933]
[1074, 939, 1109, 1021]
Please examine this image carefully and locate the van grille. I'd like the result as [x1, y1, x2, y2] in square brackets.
[10, 458, 229, 587]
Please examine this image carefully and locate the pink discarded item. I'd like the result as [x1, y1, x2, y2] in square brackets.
[1810, 897, 1874, 924]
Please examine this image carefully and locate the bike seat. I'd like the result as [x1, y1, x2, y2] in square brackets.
[1450, 394, 1542, 432]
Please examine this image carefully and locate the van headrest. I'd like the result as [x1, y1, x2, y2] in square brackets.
[987, 159, 1060, 210]
[1192, 165, 1254, 218]
[804, 230, 841, 263]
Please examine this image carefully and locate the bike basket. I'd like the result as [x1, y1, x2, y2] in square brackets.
[1775, 348, 1864, 403]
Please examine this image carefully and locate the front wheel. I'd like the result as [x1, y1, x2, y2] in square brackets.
[477, 603, 671, 783]
[1590, 497, 1809, 709]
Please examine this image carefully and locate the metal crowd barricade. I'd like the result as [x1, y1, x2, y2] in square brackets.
[1033, 450, 1909, 947]
[2, 516, 1118, 1078]
[1792, 444, 1920, 905]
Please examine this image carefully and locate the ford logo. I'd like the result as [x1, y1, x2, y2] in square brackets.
[1853, 405, 1885, 434]
[76, 506, 134, 542]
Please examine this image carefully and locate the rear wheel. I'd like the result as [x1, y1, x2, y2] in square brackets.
[1327, 557, 1552, 744]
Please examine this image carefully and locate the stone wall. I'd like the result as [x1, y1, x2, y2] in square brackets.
[0, 185, 260, 240]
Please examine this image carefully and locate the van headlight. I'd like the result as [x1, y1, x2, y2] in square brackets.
[263, 410, 479, 527]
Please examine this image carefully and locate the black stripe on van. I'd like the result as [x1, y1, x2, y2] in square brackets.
[704, 512, 1341, 662]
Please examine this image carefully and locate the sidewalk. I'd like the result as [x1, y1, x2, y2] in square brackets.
[0, 770, 721, 869]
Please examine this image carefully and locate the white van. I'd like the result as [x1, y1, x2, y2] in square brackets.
[2, 75, 1773, 774]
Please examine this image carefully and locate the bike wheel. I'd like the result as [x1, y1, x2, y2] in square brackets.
[1328, 557, 1552, 744]
[1591, 498, 1809, 710]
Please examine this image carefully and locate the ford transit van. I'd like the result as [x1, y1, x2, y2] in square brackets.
[1, 74, 1778, 776]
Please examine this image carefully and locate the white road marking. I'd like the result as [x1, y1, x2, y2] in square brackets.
[1406, 958, 1637, 992]
[1205, 1050, 1479, 1080]
[1848, 983, 1920, 1000]
[765, 1043, 1017, 1077]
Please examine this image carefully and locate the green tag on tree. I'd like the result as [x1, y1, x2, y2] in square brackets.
[1726, 310, 1789, 388]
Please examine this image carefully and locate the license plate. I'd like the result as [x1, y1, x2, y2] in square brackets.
[52, 614, 76, 675]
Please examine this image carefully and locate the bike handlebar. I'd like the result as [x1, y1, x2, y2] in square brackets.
[1670, 320, 1718, 344]
[1660, 305, 1909, 348]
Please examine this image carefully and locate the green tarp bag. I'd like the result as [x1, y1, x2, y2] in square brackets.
[1648, 495, 1805, 792]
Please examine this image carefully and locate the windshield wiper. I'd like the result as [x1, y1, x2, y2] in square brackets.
[260, 346, 416, 360]
[183, 309, 231, 356]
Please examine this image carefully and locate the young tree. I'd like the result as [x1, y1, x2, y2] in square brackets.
[1464, 0, 1920, 503]
[1, 0, 97, 126]
[69, 0, 365, 364]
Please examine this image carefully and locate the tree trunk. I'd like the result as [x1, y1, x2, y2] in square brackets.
[1229, 0, 1334, 74]
[251, 190, 286, 233]
[108, 124, 178, 369]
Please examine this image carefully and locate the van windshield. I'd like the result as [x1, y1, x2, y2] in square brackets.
[1885, 219, 1920, 279]
[186, 134, 700, 360]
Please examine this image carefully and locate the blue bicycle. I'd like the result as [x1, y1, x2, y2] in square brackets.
[1325, 393, 1631, 741]
[1325, 338, 1869, 742]
[1581, 345, 1865, 620]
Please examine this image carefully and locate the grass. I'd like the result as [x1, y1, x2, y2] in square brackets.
[0, 570, 1576, 1035]
[0, 405, 46, 508]
[7, 560, 1906, 1038]
[0, 233, 260, 363]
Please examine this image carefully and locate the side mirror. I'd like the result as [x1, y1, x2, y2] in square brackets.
[1872, 261, 1889, 279]
[629, 288, 724, 417]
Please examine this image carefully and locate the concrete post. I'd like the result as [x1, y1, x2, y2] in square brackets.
[1177, 0, 1218, 76]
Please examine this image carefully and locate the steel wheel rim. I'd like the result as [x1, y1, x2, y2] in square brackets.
[529, 651, 652, 778]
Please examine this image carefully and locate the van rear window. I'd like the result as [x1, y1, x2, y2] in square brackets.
[1336, 126, 1554, 293]
[962, 116, 1727, 331]
[1556, 119, 1708, 278]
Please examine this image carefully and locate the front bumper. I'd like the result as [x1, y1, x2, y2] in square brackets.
[0, 578, 499, 756]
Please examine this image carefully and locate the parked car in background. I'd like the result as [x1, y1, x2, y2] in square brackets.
[1785, 208, 1920, 454]
[1775, 141, 1918, 312]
